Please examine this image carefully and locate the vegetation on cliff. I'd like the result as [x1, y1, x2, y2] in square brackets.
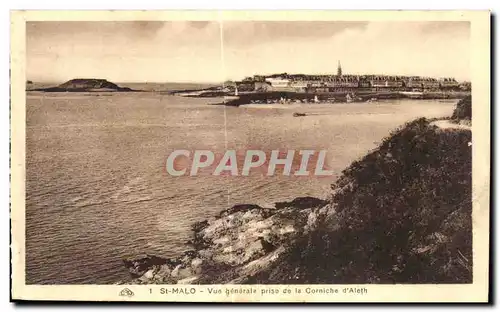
[451, 95, 472, 120]
[256, 118, 472, 284]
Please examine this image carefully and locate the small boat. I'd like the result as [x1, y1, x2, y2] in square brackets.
[399, 91, 424, 99]
[177, 91, 204, 97]
[293, 112, 307, 117]
[223, 95, 240, 101]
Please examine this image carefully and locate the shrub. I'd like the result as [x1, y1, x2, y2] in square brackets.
[451, 96, 472, 120]
[261, 118, 472, 284]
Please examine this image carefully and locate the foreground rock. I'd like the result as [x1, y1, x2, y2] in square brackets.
[120, 197, 329, 284]
[33, 78, 134, 92]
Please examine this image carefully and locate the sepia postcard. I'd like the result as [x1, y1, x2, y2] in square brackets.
[10, 10, 490, 303]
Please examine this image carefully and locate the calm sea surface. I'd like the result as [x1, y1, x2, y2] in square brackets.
[25, 90, 456, 284]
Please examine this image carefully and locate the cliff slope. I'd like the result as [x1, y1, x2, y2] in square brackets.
[256, 118, 472, 284]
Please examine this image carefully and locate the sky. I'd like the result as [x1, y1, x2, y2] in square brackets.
[26, 21, 471, 83]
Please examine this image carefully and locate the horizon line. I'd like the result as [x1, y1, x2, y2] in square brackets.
[27, 79, 224, 85]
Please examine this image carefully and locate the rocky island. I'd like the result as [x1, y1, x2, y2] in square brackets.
[121, 97, 472, 285]
[32, 78, 135, 92]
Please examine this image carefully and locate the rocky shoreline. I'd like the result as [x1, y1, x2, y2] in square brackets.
[120, 197, 330, 284]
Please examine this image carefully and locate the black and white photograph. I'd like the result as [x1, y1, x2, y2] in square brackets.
[10, 10, 490, 302]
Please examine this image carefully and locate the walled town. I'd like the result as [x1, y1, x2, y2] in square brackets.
[227, 61, 470, 93]
[171, 61, 471, 105]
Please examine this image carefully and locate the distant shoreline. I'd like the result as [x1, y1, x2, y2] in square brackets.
[207, 90, 471, 106]
[25, 79, 471, 106]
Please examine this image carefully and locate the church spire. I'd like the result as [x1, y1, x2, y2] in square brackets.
[337, 60, 342, 77]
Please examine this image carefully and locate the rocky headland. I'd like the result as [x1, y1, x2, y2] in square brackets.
[121, 96, 472, 285]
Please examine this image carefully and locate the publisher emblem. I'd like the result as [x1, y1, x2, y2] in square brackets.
[119, 288, 134, 297]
